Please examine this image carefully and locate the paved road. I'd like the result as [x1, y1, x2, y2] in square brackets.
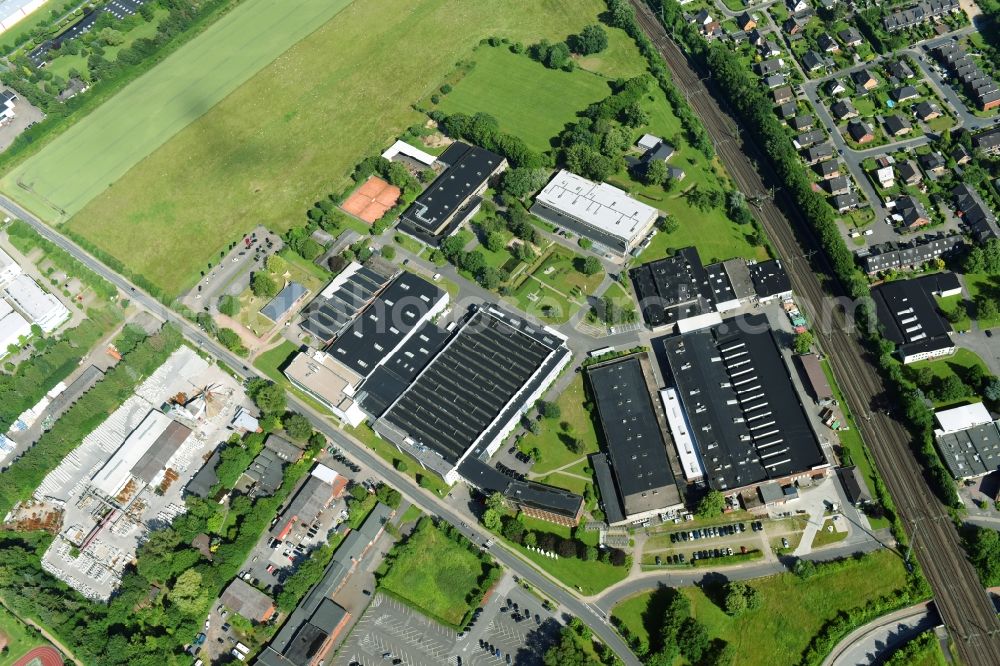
[823, 601, 938, 666]
[0, 195, 641, 666]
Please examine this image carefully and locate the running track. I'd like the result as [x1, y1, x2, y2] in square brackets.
[13, 646, 62, 666]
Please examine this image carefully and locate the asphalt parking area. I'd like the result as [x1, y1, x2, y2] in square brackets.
[335, 593, 457, 665]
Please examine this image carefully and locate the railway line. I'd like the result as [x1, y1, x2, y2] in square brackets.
[628, 1, 1000, 663]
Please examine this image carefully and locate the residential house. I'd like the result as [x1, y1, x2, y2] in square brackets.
[875, 165, 895, 188]
[804, 143, 834, 164]
[893, 85, 919, 102]
[763, 74, 787, 89]
[761, 40, 782, 57]
[897, 160, 922, 186]
[953, 183, 999, 242]
[826, 79, 847, 96]
[858, 233, 964, 274]
[814, 159, 840, 180]
[795, 130, 824, 148]
[832, 192, 860, 212]
[825, 175, 850, 195]
[883, 0, 960, 32]
[776, 101, 798, 119]
[642, 141, 675, 163]
[788, 0, 810, 12]
[748, 28, 765, 46]
[802, 51, 827, 72]
[694, 9, 713, 25]
[918, 151, 946, 175]
[851, 69, 879, 91]
[838, 27, 863, 47]
[831, 99, 858, 120]
[772, 86, 795, 105]
[783, 16, 807, 35]
[818, 34, 840, 53]
[914, 101, 941, 121]
[950, 144, 971, 164]
[972, 127, 1000, 155]
[758, 58, 784, 76]
[883, 115, 912, 137]
[789, 114, 814, 131]
[847, 119, 875, 144]
[887, 60, 916, 81]
[736, 11, 757, 30]
[896, 195, 930, 230]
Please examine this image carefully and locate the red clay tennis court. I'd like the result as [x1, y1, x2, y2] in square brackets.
[340, 176, 401, 224]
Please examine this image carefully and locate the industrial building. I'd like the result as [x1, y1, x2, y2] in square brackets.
[658, 314, 829, 492]
[270, 464, 346, 544]
[36, 347, 246, 600]
[299, 262, 396, 345]
[588, 355, 683, 524]
[934, 403, 1000, 479]
[458, 458, 585, 526]
[872, 277, 955, 363]
[530, 170, 660, 255]
[398, 141, 506, 245]
[0, 298, 30, 359]
[286, 270, 448, 426]
[220, 578, 276, 623]
[2, 269, 69, 334]
[374, 305, 571, 485]
[630, 247, 789, 331]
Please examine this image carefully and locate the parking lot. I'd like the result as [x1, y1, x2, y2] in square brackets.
[335, 576, 562, 665]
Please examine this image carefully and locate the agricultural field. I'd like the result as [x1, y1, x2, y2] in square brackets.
[3, 0, 355, 223]
[432, 45, 613, 154]
[612, 550, 909, 664]
[34, 0, 614, 297]
[378, 518, 497, 627]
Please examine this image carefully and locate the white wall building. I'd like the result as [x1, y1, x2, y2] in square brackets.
[531, 170, 660, 255]
[0, 298, 30, 357]
[0, 246, 21, 288]
[4, 273, 70, 333]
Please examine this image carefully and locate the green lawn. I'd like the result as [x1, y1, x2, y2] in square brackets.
[575, 23, 650, 78]
[518, 375, 600, 474]
[379, 518, 496, 627]
[935, 294, 970, 332]
[253, 340, 298, 383]
[45, 0, 612, 297]
[0, 604, 50, 666]
[811, 518, 848, 548]
[434, 45, 612, 154]
[5, 0, 355, 222]
[909, 348, 991, 408]
[612, 550, 908, 662]
[965, 272, 1000, 330]
[510, 538, 627, 595]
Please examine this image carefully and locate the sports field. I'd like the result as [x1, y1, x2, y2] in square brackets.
[47, 0, 614, 296]
[0, 604, 50, 666]
[434, 46, 613, 153]
[1, 0, 355, 220]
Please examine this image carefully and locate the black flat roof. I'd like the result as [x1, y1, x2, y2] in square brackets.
[300, 264, 394, 343]
[658, 314, 826, 490]
[326, 272, 444, 378]
[505, 480, 584, 518]
[591, 453, 626, 524]
[589, 356, 679, 517]
[357, 321, 450, 417]
[748, 260, 791, 299]
[872, 278, 952, 358]
[380, 306, 564, 464]
[400, 142, 503, 234]
[630, 247, 716, 327]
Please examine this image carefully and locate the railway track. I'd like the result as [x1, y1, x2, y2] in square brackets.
[628, 2, 1000, 663]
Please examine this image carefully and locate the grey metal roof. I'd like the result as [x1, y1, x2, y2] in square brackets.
[937, 420, 1000, 479]
[261, 282, 307, 322]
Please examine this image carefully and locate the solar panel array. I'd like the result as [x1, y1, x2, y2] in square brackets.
[381, 310, 553, 463]
[300, 266, 393, 343]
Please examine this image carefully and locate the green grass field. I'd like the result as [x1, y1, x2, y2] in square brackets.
[518, 375, 600, 474]
[434, 46, 612, 154]
[935, 294, 970, 332]
[4, 0, 355, 222]
[379, 518, 495, 627]
[33, 0, 611, 297]
[0, 604, 49, 666]
[965, 272, 1000, 330]
[909, 348, 990, 407]
[612, 550, 908, 662]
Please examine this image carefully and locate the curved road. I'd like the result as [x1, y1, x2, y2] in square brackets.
[627, 3, 1000, 665]
[0, 197, 640, 664]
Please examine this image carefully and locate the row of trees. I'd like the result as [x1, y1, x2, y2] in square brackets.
[6, 220, 118, 299]
[528, 24, 608, 72]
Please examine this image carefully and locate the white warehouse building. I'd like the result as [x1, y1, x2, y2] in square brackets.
[530, 170, 660, 255]
[4, 273, 70, 333]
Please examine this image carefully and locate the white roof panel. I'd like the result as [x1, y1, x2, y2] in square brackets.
[534, 170, 659, 243]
